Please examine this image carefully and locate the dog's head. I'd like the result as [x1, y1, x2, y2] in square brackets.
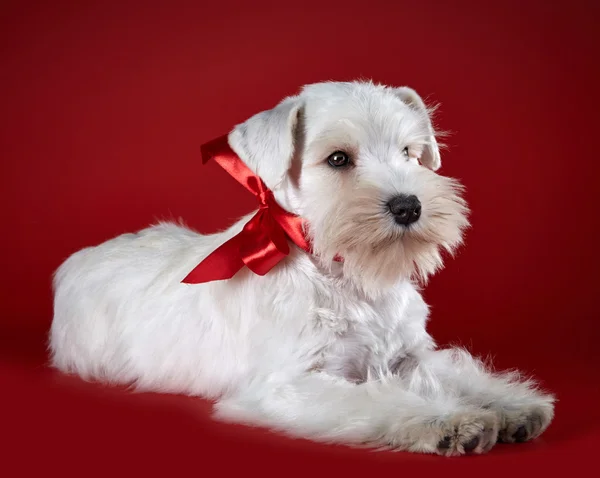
[228, 81, 469, 294]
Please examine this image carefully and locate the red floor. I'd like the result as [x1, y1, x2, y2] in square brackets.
[2, 0, 599, 475]
[2, 323, 599, 475]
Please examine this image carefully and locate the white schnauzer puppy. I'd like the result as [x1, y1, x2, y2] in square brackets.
[49, 81, 554, 456]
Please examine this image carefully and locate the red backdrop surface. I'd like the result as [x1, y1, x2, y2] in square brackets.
[1, 0, 599, 475]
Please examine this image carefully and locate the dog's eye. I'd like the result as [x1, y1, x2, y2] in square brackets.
[402, 147, 410, 158]
[327, 151, 351, 168]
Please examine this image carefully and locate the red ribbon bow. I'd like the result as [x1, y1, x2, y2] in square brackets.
[182, 135, 313, 284]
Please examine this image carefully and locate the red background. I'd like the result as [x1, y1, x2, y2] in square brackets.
[1, 0, 599, 475]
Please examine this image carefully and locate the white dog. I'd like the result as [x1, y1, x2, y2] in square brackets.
[49, 80, 554, 456]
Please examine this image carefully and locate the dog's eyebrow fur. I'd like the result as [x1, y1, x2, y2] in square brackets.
[311, 127, 360, 150]
[338, 118, 359, 130]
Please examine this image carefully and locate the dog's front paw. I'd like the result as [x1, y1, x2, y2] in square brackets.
[433, 410, 500, 456]
[496, 399, 554, 444]
[389, 409, 499, 456]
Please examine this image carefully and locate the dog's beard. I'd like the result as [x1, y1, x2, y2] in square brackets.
[305, 171, 469, 296]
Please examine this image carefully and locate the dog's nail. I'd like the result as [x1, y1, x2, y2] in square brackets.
[438, 436, 452, 449]
[513, 425, 528, 442]
[462, 436, 479, 453]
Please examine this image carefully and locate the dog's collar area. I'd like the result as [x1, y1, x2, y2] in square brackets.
[182, 135, 338, 284]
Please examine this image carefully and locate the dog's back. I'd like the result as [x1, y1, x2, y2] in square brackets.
[49, 221, 247, 397]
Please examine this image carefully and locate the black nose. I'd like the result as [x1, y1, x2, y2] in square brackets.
[387, 194, 422, 226]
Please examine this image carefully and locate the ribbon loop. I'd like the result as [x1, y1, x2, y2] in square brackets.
[181, 135, 310, 284]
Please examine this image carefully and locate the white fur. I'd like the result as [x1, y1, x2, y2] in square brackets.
[49, 81, 554, 456]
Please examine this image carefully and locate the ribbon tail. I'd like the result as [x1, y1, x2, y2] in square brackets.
[181, 235, 244, 284]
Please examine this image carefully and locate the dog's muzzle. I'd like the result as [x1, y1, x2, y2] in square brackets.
[387, 194, 422, 226]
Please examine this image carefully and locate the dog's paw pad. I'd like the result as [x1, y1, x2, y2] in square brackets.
[462, 435, 479, 453]
[497, 401, 554, 444]
[437, 432, 480, 454]
[513, 425, 527, 442]
[432, 411, 499, 457]
[437, 435, 452, 450]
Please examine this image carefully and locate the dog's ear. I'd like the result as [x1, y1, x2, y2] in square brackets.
[392, 87, 441, 171]
[228, 95, 303, 189]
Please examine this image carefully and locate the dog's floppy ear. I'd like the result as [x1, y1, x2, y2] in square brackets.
[392, 87, 441, 171]
[228, 95, 303, 189]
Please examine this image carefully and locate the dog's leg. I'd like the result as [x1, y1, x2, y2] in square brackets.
[412, 348, 555, 444]
[213, 371, 499, 455]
